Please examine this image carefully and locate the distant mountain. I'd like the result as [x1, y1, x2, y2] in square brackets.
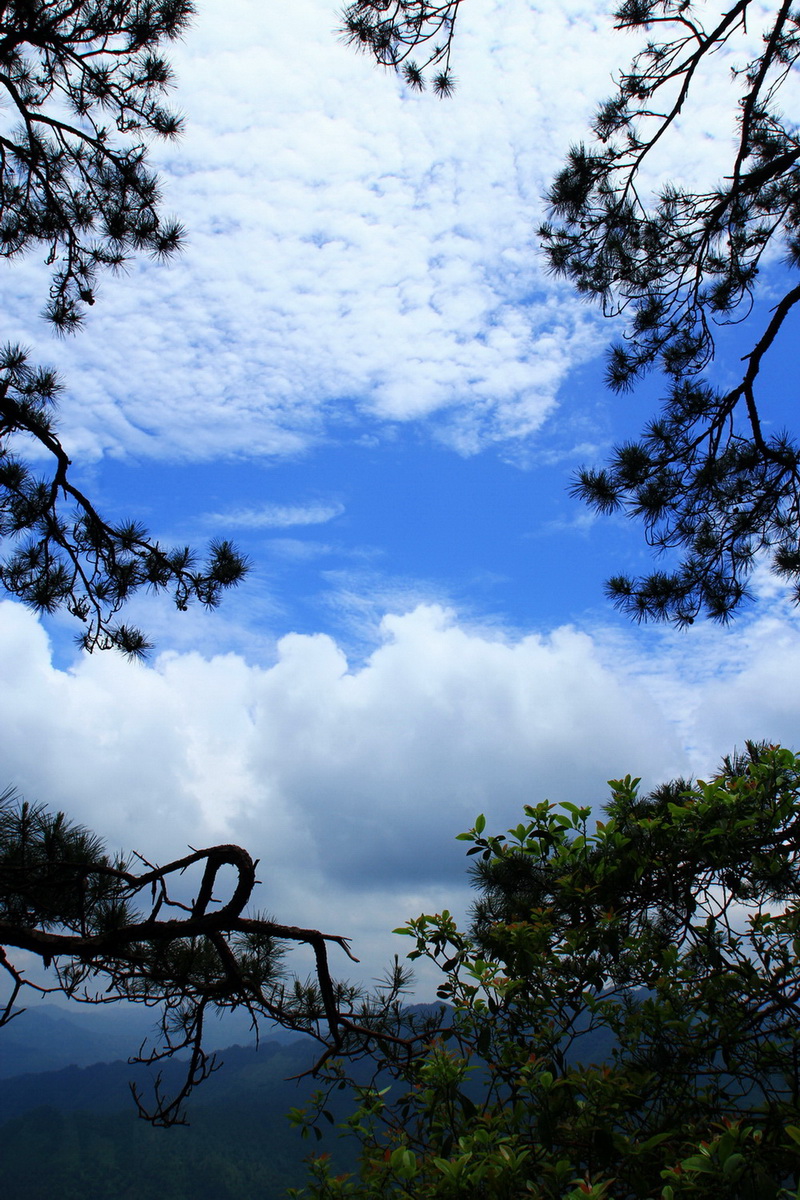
[1, 1005, 142, 1078]
[0, 1037, 326, 1122]
[0, 1001, 623, 1200]
[0, 1038, 358, 1200]
[0, 1001, 299, 1079]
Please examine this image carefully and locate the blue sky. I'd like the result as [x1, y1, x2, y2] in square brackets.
[3, 0, 800, 997]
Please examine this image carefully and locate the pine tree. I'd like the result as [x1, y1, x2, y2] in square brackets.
[0, 786, 403, 1125]
[0, 0, 248, 654]
[347, 0, 800, 624]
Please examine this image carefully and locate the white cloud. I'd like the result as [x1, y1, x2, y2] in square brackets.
[209, 501, 345, 528]
[2, 596, 798, 989]
[0, 0, 637, 464]
[0, 0, 786, 470]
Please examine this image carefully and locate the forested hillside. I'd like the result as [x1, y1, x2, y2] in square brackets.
[0, 1038, 354, 1200]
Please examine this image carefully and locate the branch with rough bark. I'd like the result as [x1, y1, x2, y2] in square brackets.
[0, 790, 411, 1125]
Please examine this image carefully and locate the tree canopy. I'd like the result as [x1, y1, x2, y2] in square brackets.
[345, 0, 800, 625]
[0, 0, 248, 655]
[292, 743, 800, 1199]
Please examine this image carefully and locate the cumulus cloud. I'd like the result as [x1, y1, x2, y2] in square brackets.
[2, 596, 799, 986]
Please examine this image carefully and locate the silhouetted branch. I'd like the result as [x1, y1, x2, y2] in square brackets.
[0, 789, 413, 1125]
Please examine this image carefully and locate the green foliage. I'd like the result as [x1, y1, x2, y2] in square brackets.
[291, 744, 800, 1198]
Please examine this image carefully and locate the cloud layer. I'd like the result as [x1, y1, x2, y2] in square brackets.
[3, 595, 799, 987]
[0, 0, 637, 464]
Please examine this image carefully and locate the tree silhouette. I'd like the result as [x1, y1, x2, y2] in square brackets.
[341, 0, 461, 94]
[0, 0, 248, 653]
[0, 4, 408, 1119]
[0, 0, 192, 332]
